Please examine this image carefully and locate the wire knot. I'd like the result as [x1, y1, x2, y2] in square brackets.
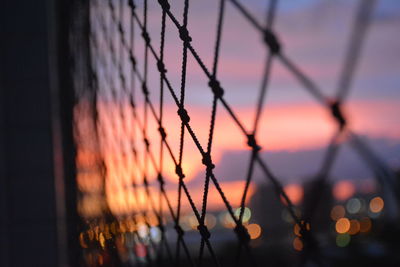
[247, 134, 261, 151]
[158, 126, 167, 140]
[141, 83, 149, 96]
[129, 97, 136, 109]
[197, 224, 211, 240]
[174, 224, 185, 237]
[157, 0, 170, 10]
[157, 173, 165, 187]
[177, 108, 190, 123]
[202, 153, 215, 171]
[330, 100, 346, 129]
[264, 29, 281, 54]
[128, 0, 136, 10]
[208, 78, 224, 98]
[142, 31, 151, 45]
[129, 53, 136, 69]
[143, 176, 149, 186]
[91, 70, 98, 82]
[157, 60, 167, 74]
[299, 227, 308, 238]
[175, 165, 185, 179]
[179, 26, 192, 44]
[143, 138, 150, 149]
[108, 0, 115, 11]
[118, 23, 124, 35]
[119, 73, 126, 86]
[234, 224, 250, 243]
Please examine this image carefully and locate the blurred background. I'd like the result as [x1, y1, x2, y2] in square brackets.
[1, 0, 400, 266]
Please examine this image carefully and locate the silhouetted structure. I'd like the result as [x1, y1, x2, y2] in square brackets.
[0, 0, 78, 266]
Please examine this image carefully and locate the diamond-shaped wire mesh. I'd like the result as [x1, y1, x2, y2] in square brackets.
[71, 0, 399, 266]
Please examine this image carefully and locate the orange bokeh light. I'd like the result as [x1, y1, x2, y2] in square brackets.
[330, 205, 346, 221]
[294, 221, 311, 237]
[335, 218, 350, 234]
[293, 237, 303, 251]
[348, 220, 360, 235]
[283, 184, 304, 205]
[333, 181, 355, 201]
[369, 197, 384, 213]
[359, 217, 372, 233]
[247, 224, 262, 240]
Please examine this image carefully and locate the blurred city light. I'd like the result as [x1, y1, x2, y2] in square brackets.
[293, 237, 303, 251]
[359, 217, 372, 233]
[234, 207, 252, 223]
[283, 184, 304, 205]
[346, 198, 362, 214]
[369, 196, 384, 213]
[330, 205, 346, 221]
[336, 218, 351, 234]
[246, 224, 262, 240]
[348, 220, 360, 235]
[336, 234, 351, 247]
[333, 181, 355, 201]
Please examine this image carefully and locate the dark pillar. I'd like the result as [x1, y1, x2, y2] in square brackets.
[0, 0, 77, 266]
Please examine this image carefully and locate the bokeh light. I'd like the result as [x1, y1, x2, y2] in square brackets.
[330, 205, 346, 221]
[181, 214, 218, 231]
[336, 234, 351, 247]
[246, 224, 262, 240]
[348, 220, 360, 235]
[234, 207, 252, 223]
[205, 214, 217, 229]
[346, 198, 362, 214]
[293, 237, 303, 251]
[150, 227, 162, 243]
[294, 221, 311, 237]
[187, 215, 199, 230]
[134, 243, 147, 258]
[333, 181, 355, 201]
[335, 218, 351, 234]
[138, 224, 148, 239]
[283, 184, 304, 205]
[79, 232, 88, 248]
[359, 217, 372, 233]
[369, 196, 384, 213]
[99, 232, 105, 248]
[220, 211, 235, 229]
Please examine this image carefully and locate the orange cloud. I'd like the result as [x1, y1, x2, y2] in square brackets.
[76, 99, 400, 216]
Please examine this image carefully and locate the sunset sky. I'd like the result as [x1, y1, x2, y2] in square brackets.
[131, 0, 400, 174]
[85, 0, 400, 216]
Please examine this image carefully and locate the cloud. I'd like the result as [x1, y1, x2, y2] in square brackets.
[97, 99, 399, 184]
[129, 0, 400, 108]
[197, 136, 400, 187]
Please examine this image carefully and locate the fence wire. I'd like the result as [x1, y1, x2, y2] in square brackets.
[71, 0, 399, 266]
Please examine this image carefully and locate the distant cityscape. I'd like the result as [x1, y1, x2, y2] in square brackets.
[78, 168, 400, 266]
